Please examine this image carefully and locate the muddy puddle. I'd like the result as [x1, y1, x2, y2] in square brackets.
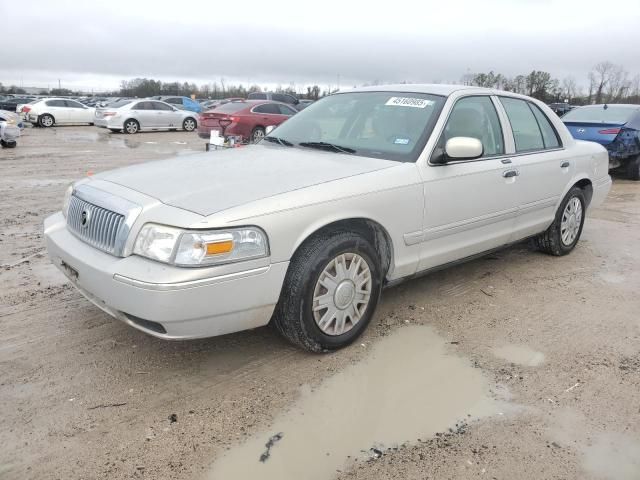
[492, 344, 545, 367]
[208, 325, 508, 480]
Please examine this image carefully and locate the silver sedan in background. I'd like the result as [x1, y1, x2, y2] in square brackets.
[94, 99, 198, 134]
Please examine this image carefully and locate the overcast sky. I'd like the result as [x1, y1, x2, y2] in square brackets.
[2, 0, 639, 92]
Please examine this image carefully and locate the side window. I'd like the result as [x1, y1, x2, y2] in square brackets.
[153, 102, 173, 111]
[253, 103, 280, 114]
[46, 100, 66, 107]
[441, 96, 504, 157]
[64, 100, 84, 108]
[132, 102, 148, 110]
[499, 97, 544, 152]
[529, 104, 561, 149]
[278, 104, 297, 116]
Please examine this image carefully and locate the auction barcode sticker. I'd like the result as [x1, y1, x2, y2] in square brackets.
[385, 97, 433, 108]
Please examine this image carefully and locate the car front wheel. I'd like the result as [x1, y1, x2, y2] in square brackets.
[531, 186, 586, 256]
[182, 118, 196, 132]
[272, 230, 382, 352]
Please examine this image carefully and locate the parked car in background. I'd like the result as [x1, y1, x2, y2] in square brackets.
[94, 99, 198, 134]
[150, 96, 202, 113]
[548, 103, 574, 116]
[0, 96, 36, 112]
[562, 104, 640, 180]
[248, 91, 301, 109]
[26, 98, 95, 127]
[200, 97, 244, 110]
[197, 100, 297, 143]
[0, 110, 21, 148]
[297, 99, 315, 110]
[44, 84, 611, 351]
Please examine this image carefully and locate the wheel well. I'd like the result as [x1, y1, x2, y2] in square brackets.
[123, 118, 139, 127]
[573, 178, 593, 207]
[41, 113, 55, 121]
[294, 218, 394, 277]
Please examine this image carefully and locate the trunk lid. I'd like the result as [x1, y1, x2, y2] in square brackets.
[563, 121, 626, 146]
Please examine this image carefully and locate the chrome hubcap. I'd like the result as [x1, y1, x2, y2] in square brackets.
[312, 253, 372, 336]
[42, 116, 53, 126]
[185, 120, 195, 130]
[561, 196, 582, 245]
[252, 130, 265, 142]
[126, 122, 137, 133]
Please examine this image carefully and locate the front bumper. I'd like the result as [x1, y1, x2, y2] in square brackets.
[44, 212, 288, 339]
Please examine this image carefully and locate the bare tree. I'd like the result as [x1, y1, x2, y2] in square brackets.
[561, 76, 578, 102]
[605, 65, 630, 102]
[590, 61, 616, 104]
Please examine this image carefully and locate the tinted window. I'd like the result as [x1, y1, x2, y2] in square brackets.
[499, 97, 544, 152]
[152, 101, 174, 111]
[530, 104, 561, 149]
[561, 105, 639, 124]
[46, 100, 67, 107]
[64, 100, 84, 108]
[132, 102, 149, 110]
[278, 104, 297, 116]
[248, 93, 267, 100]
[253, 103, 281, 114]
[272, 93, 297, 104]
[441, 96, 504, 157]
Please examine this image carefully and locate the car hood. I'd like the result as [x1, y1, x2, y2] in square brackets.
[95, 144, 399, 216]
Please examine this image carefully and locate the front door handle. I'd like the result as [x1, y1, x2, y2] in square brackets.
[561, 161, 570, 168]
[503, 169, 519, 178]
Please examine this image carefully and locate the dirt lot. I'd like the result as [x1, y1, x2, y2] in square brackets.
[1, 126, 639, 480]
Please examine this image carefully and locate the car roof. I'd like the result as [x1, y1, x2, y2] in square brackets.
[346, 83, 486, 96]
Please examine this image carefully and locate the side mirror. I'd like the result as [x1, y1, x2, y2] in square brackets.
[444, 137, 483, 161]
[265, 125, 276, 135]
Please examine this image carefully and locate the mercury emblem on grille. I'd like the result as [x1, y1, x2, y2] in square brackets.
[80, 209, 91, 228]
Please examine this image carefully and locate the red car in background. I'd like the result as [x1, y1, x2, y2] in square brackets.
[197, 100, 297, 143]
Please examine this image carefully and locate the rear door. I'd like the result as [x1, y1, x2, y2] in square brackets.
[64, 100, 91, 123]
[131, 101, 155, 129]
[419, 95, 518, 270]
[497, 97, 569, 238]
[44, 100, 69, 123]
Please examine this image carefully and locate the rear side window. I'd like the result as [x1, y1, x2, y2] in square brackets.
[46, 100, 66, 107]
[253, 103, 281, 114]
[530, 105, 561, 149]
[132, 102, 149, 110]
[277, 104, 297, 116]
[64, 100, 84, 108]
[499, 97, 545, 152]
[153, 101, 174, 111]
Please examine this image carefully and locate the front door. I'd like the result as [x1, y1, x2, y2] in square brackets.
[418, 95, 519, 271]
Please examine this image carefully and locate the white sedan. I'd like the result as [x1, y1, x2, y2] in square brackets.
[44, 84, 611, 351]
[93, 99, 198, 134]
[26, 98, 95, 127]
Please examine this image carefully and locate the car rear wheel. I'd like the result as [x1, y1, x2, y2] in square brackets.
[531, 186, 586, 256]
[251, 126, 265, 143]
[124, 119, 139, 134]
[39, 114, 54, 128]
[626, 156, 640, 181]
[183, 117, 196, 132]
[272, 230, 383, 352]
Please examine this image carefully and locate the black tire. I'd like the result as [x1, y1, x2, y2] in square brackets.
[39, 114, 55, 128]
[272, 230, 383, 352]
[626, 156, 640, 181]
[123, 119, 139, 134]
[1, 139, 17, 148]
[251, 126, 265, 143]
[182, 117, 196, 132]
[530, 186, 586, 256]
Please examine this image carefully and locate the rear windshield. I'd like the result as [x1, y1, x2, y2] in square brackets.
[107, 99, 133, 108]
[562, 106, 638, 124]
[212, 102, 247, 113]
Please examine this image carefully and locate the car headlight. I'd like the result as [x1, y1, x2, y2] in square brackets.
[62, 185, 74, 218]
[133, 224, 269, 266]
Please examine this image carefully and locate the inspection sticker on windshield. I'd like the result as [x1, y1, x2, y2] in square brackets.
[385, 97, 433, 108]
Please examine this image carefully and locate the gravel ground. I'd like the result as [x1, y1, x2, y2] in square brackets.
[1, 126, 639, 480]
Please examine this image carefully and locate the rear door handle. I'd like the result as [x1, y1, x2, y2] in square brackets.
[503, 169, 519, 178]
[561, 161, 570, 168]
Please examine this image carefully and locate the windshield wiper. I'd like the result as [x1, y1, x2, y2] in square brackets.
[263, 136, 293, 147]
[298, 141, 356, 154]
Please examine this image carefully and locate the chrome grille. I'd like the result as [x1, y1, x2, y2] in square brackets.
[67, 195, 125, 255]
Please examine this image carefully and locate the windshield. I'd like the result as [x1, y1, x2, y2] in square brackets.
[562, 105, 639, 124]
[266, 91, 445, 162]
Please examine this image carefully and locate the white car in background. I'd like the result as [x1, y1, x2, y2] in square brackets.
[94, 99, 198, 134]
[26, 98, 95, 127]
[44, 84, 611, 351]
